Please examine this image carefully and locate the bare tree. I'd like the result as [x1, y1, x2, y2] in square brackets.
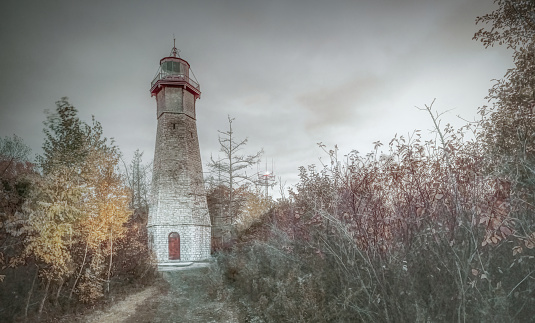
[122, 149, 152, 215]
[0, 135, 31, 176]
[207, 116, 263, 242]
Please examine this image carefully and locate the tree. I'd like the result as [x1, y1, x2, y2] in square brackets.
[207, 116, 263, 244]
[236, 188, 272, 233]
[24, 98, 88, 282]
[474, 2, 535, 286]
[0, 135, 31, 177]
[20, 98, 132, 315]
[474, 1, 535, 192]
[37, 97, 88, 175]
[0, 135, 33, 286]
[71, 118, 131, 301]
[0, 135, 33, 220]
[474, 0, 534, 50]
[122, 149, 151, 215]
[22, 165, 85, 314]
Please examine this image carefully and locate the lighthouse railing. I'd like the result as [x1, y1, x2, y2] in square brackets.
[151, 72, 200, 90]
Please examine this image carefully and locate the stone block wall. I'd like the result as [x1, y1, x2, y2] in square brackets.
[156, 87, 196, 119]
[148, 224, 211, 261]
[148, 84, 211, 263]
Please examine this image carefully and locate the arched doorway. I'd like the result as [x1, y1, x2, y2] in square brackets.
[168, 232, 180, 260]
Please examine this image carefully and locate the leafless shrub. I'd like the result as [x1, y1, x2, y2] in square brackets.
[215, 103, 534, 321]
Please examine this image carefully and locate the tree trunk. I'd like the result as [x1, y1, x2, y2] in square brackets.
[0, 157, 14, 177]
[38, 278, 51, 319]
[69, 241, 88, 300]
[106, 229, 113, 293]
[24, 269, 38, 320]
[54, 278, 64, 306]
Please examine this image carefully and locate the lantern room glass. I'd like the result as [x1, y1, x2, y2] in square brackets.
[162, 61, 184, 75]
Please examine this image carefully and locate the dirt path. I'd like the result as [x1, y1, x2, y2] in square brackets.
[82, 286, 160, 323]
[80, 264, 240, 323]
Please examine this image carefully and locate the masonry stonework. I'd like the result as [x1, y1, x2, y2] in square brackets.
[147, 48, 211, 263]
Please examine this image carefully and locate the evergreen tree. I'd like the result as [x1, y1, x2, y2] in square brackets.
[38, 97, 87, 174]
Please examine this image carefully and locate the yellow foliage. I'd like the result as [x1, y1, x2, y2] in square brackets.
[237, 190, 272, 232]
[20, 119, 132, 299]
[22, 168, 83, 279]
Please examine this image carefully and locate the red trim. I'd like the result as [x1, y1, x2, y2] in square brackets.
[159, 56, 191, 67]
[150, 80, 201, 99]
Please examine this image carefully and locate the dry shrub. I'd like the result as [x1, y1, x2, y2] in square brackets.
[216, 118, 534, 322]
[112, 210, 157, 285]
[216, 232, 330, 323]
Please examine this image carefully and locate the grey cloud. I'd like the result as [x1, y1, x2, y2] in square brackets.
[297, 76, 381, 131]
[0, 0, 513, 196]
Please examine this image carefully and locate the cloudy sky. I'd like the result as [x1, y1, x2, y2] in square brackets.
[0, 0, 512, 196]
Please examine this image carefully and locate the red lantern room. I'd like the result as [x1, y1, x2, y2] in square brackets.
[150, 43, 201, 99]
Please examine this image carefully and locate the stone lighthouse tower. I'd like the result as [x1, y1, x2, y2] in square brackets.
[147, 44, 211, 263]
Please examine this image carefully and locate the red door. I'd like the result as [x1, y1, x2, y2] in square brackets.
[168, 232, 180, 260]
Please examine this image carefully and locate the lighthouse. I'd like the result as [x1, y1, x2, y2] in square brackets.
[147, 44, 211, 263]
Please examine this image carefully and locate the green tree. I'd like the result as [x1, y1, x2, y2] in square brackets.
[38, 97, 88, 174]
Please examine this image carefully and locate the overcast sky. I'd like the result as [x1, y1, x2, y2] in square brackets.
[0, 0, 512, 197]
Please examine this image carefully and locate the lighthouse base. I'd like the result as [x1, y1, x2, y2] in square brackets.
[148, 224, 211, 263]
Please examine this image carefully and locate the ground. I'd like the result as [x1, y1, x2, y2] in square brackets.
[57, 263, 240, 323]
